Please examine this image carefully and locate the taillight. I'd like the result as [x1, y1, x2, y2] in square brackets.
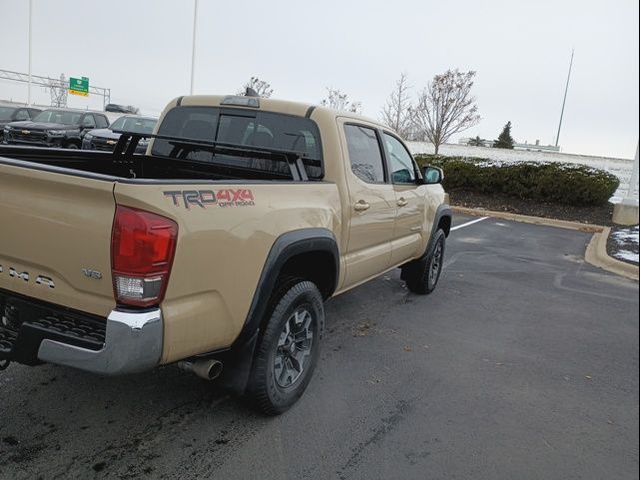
[111, 206, 178, 307]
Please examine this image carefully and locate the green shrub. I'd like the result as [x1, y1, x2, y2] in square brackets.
[414, 155, 619, 206]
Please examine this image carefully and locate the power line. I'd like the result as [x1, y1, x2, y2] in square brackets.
[0, 69, 111, 108]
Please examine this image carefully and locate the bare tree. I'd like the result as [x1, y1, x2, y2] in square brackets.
[238, 76, 274, 98]
[412, 70, 480, 154]
[380, 73, 413, 137]
[320, 88, 362, 114]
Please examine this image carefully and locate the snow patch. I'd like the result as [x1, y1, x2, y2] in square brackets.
[612, 225, 640, 244]
[613, 249, 639, 264]
[611, 225, 639, 264]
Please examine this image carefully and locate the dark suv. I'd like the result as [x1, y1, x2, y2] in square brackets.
[82, 115, 157, 153]
[105, 103, 139, 114]
[0, 105, 41, 142]
[3, 108, 110, 149]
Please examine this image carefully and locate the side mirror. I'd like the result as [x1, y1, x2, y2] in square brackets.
[422, 165, 444, 185]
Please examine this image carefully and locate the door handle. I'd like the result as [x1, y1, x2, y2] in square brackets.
[354, 200, 370, 211]
[397, 197, 408, 207]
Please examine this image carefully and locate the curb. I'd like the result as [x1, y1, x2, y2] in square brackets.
[451, 206, 605, 233]
[585, 227, 639, 281]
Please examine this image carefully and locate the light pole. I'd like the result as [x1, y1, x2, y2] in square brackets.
[28, 0, 33, 106]
[189, 0, 198, 95]
[555, 49, 574, 148]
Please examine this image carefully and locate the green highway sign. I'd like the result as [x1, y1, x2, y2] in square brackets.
[69, 76, 89, 96]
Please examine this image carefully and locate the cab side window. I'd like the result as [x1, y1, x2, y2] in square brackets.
[14, 109, 29, 121]
[95, 115, 109, 128]
[383, 133, 417, 184]
[82, 114, 96, 128]
[344, 125, 385, 184]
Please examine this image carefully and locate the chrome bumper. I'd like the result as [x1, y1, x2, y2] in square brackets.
[37, 309, 163, 375]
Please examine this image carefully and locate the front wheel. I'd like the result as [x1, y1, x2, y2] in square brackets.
[403, 229, 446, 295]
[247, 280, 324, 415]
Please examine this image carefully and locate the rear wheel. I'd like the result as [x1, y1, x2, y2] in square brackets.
[404, 229, 446, 295]
[65, 142, 79, 149]
[247, 280, 324, 415]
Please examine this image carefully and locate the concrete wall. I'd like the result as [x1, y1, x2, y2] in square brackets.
[408, 142, 638, 201]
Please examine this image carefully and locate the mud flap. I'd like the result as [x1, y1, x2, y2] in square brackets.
[213, 330, 260, 395]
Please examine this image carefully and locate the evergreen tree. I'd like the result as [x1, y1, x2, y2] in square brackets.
[494, 121, 514, 149]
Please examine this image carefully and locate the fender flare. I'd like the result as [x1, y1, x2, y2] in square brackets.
[403, 204, 452, 275]
[233, 227, 339, 349]
[214, 228, 339, 393]
[430, 204, 452, 242]
[400, 203, 453, 281]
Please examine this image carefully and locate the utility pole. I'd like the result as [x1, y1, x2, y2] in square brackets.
[189, 0, 198, 95]
[28, 0, 33, 106]
[555, 49, 574, 148]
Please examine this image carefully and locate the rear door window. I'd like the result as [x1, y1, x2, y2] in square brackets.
[344, 124, 385, 183]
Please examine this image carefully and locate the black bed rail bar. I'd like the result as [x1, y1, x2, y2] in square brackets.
[112, 131, 320, 182]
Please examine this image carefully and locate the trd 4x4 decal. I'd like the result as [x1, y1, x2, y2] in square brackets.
[164, 189, 255, 209]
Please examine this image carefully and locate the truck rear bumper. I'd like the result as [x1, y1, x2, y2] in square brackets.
[37, 309, 163, 375]
[0, 288, 163, 375]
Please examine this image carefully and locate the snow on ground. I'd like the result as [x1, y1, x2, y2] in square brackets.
[611, 225, 640, 264]
[407, 142, 639, 201]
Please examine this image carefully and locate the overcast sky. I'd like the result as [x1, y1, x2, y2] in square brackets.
[1, 0, 638, 158]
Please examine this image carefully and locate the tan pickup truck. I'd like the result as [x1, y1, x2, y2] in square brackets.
[0, 94, 451, 414]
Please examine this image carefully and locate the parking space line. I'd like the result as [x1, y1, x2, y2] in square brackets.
[451, 216, 489, 231]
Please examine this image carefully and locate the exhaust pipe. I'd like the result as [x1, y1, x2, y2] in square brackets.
[179, 359, 223, 381]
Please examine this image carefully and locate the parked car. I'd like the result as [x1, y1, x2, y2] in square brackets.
[0, 94, 451, 414]
[82, 115, 157, 153]
[105, 103, 139, 114]
[0, 105, 41, 142]
[3, 108, 110, 149]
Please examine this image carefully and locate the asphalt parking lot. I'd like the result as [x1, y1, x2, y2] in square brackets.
[1, 214, 638, 480]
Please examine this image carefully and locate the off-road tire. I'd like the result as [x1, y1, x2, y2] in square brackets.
[404, 229, 446, 295]
[247, 280, 324, 415]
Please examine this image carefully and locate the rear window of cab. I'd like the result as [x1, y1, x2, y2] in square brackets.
[151, 106, 323, 179]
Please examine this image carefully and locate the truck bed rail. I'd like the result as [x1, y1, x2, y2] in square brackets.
[113, 131, 321, 182]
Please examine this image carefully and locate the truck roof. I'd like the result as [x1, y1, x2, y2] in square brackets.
[166, 95, 389, 132]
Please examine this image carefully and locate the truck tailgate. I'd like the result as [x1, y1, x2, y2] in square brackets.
[0, 162, 116, 317]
